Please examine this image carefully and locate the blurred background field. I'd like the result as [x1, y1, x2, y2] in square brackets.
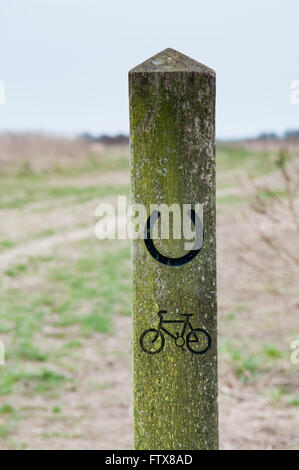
[0, 133, 298, 449]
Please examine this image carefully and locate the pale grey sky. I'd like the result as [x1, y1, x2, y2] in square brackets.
[0, 0, 298, 138]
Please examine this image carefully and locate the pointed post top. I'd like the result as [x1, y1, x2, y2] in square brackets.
[129, 46, 217, 450]
[130, 48, 215, 75]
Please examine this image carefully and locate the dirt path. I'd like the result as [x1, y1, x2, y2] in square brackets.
[0, 161, 298, 449]
[0, 215, 127, 272]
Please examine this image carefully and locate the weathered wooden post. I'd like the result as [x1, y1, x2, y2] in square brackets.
[129, 48, 217, 450]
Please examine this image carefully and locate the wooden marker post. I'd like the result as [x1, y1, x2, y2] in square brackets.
[129, 48, 217, 450]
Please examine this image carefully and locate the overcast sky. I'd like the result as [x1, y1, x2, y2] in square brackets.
[0, 0, 298, 138]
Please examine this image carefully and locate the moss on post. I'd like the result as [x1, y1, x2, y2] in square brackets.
[129, 48, 217, 450]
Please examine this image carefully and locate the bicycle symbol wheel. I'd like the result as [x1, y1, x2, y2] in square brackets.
[140, 329, 165, 355]
[186, 328, 211, 354]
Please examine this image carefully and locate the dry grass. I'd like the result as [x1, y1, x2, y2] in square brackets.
[0, 132, 106, 173]
[0, 135, 298, 449]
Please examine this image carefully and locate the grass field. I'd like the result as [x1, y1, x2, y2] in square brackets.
[0, 139, 298, 449]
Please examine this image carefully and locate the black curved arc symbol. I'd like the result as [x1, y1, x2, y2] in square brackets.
[144, 209, 203, 266]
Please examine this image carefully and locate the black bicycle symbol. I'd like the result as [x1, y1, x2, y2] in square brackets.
[140, 310, 211, 355]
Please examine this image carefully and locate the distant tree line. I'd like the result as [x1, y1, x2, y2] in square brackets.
[81, 132, 129, 145]
[81, 130, 299, 143]
[257, 129, 299, 140]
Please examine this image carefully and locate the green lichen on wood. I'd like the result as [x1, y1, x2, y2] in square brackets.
[129, 48, 217, 450]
